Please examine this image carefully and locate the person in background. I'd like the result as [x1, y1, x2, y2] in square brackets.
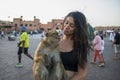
[30, 30, 33, 36]
[15, 26, 33, 68]
[113, 29, 120, 60]
[109, 32, 112, 41]
[1, 29, 5, 39]
[100, 35, 105, 62]
[91, 31, 105, 67]
[109, 32, 115, 43]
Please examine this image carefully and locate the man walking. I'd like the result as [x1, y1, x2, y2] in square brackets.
[15, 26, 33, 67]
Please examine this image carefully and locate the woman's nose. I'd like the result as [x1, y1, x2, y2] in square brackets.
[66, 24, 70, 29]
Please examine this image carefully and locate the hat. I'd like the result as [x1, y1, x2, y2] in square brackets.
[21, 26, 27, 31]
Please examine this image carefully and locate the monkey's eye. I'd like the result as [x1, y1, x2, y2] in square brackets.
[53, 33, 59, 36]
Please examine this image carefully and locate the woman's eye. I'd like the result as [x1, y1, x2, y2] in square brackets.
[65, 22, 68, 24]
[70, 24, 74, 28]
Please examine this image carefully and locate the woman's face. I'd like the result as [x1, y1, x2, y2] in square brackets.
[94, 31, 97, 36]
[63, 17, 75, 36]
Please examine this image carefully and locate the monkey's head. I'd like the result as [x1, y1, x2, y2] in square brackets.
[45, 30, 61, 47]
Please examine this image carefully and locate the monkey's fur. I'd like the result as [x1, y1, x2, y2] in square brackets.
[33, 30, 69, 80]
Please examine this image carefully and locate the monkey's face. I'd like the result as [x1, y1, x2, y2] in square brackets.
[46, 30, 60, 45]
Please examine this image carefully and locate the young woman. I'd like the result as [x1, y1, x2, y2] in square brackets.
[59, 11, 89, 80]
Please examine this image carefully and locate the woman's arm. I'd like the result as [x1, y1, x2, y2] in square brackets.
[70, 65, 87, 80]
[93, 36, 98, 47]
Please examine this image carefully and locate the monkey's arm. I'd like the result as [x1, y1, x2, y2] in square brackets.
[33, 42, 44, 80]
[34, 42, 43, 62]
[33, 61, 41, 80]
[51, 50, 69, 80]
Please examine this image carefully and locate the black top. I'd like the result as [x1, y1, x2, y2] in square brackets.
[60, 50, 78, 72]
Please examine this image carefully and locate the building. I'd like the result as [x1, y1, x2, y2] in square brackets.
[2, 16, 120, 34]
[13, 16, 63, 32]
[40, 19, 63, 32]
[95, 26, 120, 31]
[0, 20, 13, 33]
[13, 16, 41, 32]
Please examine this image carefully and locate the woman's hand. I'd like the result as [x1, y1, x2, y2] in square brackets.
[70, 65, 87, 80]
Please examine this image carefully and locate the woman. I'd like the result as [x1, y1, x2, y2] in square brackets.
[91, 31, 105, 67]
[59, 11, 89, 80]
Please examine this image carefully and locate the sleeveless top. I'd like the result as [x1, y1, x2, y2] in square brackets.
[60, 50, 78, 72]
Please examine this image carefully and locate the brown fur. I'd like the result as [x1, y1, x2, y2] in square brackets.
[33, 30, 69, 80]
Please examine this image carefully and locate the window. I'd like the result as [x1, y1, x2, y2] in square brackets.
[57, 23, 61, 26]
[29, 24, 32, 26]
[15, 24, 17, 27]
[21, 24, 23, 26]
[25, 24, 27, 26]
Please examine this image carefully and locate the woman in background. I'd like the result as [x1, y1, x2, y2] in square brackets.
[91, 31, 105, 67]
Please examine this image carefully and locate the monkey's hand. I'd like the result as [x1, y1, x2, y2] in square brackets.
[53, 62, 69, 80]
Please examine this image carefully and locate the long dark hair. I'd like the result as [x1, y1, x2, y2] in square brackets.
[63, 11, 89, 69]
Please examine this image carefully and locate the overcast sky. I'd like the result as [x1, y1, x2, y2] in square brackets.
[0, 0, 120, 27]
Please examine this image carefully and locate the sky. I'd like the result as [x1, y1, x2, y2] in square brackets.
[0, 0, 120, 27]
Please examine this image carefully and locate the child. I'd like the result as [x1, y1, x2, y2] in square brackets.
[100, 35, 105, 62]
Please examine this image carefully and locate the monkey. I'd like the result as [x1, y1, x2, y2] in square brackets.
[33, 30, 69, 80]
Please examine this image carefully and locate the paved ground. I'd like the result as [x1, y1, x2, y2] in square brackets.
[0, 35, 120, 80]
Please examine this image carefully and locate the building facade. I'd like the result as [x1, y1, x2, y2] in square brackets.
[1, 17, 120, 34]
[95, 26, 120, 31]
[13, 17, 63, 32]
[13, 16, 41, 32]
[0, 20, 13, 33]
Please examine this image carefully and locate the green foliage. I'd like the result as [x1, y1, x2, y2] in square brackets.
[87, 23, 95, 41]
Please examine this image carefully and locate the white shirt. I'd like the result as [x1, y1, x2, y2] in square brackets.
[101, 40, 104, 50]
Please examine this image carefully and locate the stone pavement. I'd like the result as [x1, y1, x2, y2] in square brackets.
[0, 35, 120, 80]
